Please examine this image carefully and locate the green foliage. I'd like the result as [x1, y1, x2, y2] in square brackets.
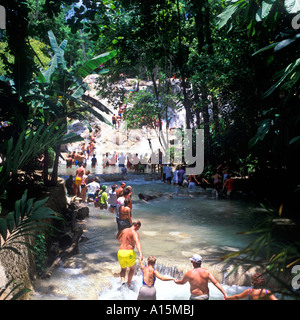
[33, 234, 47, 275]
[28, 29, 117, 182]
[263, 58, 300, 98]
[0, 190, 64, 299]
[35, 30, 115, 126]
[0, 120, 80, 196]
[0, 42, 14, 75]
[125, 90, 160, 129]
[42, 30, 68, 83]
[221, 203, 300, 297]
[217, 0, 300, 180]
[0, 189, 63, 255]
[75, 51, 117, 78]
[218, 0, 300, 101]
[248, 119, 272, 148]
[217, 0, 283, 35]
[0, 279, 31, 300]
[28, 38, 51, 71]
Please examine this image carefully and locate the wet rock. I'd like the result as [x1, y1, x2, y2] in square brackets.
[72, 120, 86, 133]
[62, 207, 74, 221]
[79, 236, 89, 243]
[76, 206, 89, 220]
[138, 193, 161, 201]
[99, 173, 125, 182]
[68, 201, 78, 212]
[62, 260, 86, 269]
[58, 234, 72, 249]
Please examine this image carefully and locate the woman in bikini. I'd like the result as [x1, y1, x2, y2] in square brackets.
[66, 154, 73, 168]
[226, 273, 278, 300]
[137, 256, 175, 300]
[117, 199, 132, 234]
[80, 170, 90, 203]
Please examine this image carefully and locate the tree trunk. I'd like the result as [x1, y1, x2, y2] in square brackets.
[212, 95, 219, 138]
[193, 0, 205, 53]
[151, 69, 168, 153]
[51, 145, 60, 184]
[200, 87, 211, 166]
[191, 0, 213, 165]
[204, 0, 213, 55]
[180, 72, 194, 129]
[43, 148, 49, 185]
[193, 87, 201, 129]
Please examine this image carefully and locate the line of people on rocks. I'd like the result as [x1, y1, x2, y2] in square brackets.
[66, 152, 235, 201]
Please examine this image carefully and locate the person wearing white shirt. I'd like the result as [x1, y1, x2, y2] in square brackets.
[165, 165, 173, 184]
[118, 152, 126, 167]
[87, 178, 100, 202]
[108, 185, 118, 213]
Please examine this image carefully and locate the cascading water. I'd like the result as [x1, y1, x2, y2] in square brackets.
[30, 177, 263, 300]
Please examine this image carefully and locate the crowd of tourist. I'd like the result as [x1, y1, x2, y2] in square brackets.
[65, 155, 235, 201]
[60, 123, 280, 300]
[62, 159, 280, 301]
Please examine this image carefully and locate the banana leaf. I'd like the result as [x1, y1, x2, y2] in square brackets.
[44, 55, 58, 83]
[47, 30, 67, 70]
[263, 58, 300, 97]
[75, 50, 117, 78]
[81, 94, 112, 114]
[46, 89, 112, 125]
[43, 31, 68, 83]
[217, 3, 242, 29]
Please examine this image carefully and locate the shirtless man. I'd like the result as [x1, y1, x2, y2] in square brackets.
[116, 182, 126, 197]
[74, 164, 86, 197]
[117, 221, 143, 288]
[175, 254, 227, 300]
[74, 152, 81, 166]
[112, 114, 117, 128]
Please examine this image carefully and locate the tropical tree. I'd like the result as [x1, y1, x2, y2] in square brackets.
[216, 0, 300, 294]
[30, 30, 117, 183]
[217, 0, 300, 201]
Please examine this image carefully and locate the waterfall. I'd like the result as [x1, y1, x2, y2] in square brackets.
[135, 263, 184, 279]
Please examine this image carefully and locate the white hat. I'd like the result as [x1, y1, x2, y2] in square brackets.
[190, 254, 203, 263]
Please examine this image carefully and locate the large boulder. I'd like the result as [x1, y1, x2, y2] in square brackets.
[76, 205, 89, 220]
[138, 193, 161, 201]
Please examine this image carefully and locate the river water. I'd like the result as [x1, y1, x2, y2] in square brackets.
[30, 169, 269, 300]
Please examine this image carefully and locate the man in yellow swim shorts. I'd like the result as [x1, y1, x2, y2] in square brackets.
[117, 221, 143, 289]
[74, 164, 85, 197]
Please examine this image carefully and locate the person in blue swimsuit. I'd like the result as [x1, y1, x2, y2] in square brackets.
[226, 273, 278, 300]
[137, 256, 175, 300]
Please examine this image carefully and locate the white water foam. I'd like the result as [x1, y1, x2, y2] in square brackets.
[98, 274, 249, 300]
